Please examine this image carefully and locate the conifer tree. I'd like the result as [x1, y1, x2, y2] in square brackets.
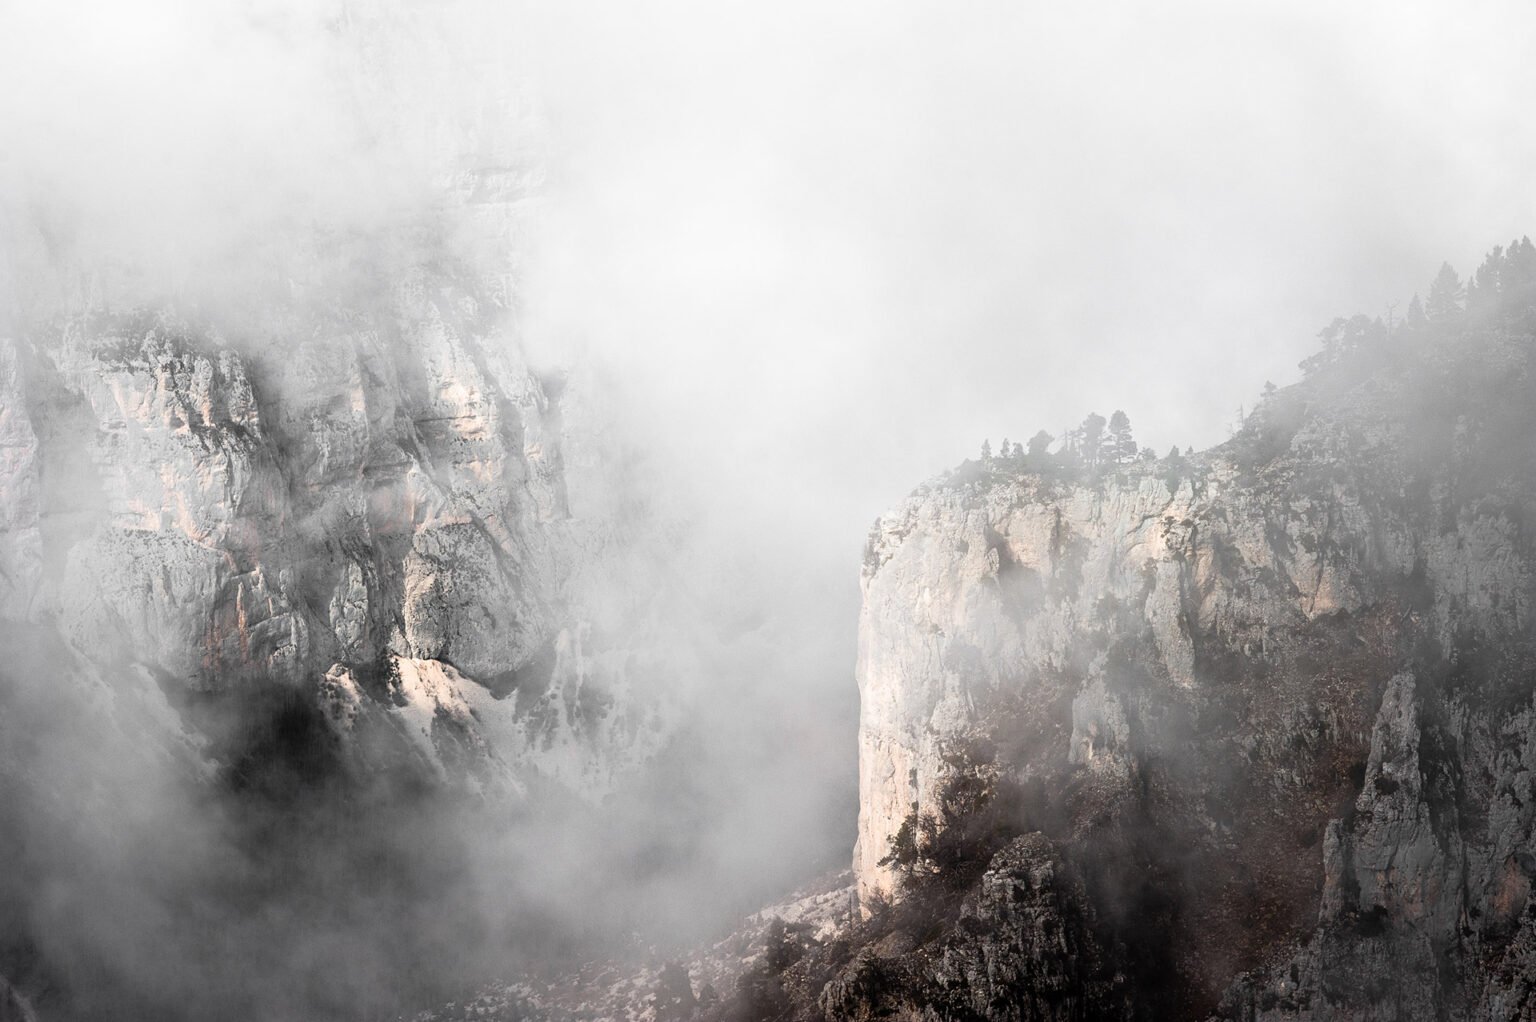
[1470, 245, 1505, 312]
[1108, 410, 1135, 464]
[1506, 237, 1536, 301]
[1426, 263, 1464, 319]
[1080, 413, 1106, 468]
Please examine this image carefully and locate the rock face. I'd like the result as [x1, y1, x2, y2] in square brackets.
[0, 0, 685, 800]
[0, 107, 693, 1012]
[0, 252, 714, 1019]
[850, 318, 1536, 1016]
[0, 289, 670, 799]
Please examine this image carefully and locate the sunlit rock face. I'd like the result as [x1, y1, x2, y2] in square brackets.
[851, 327, 1536, 1016]
[0, 0, 676, 806]
[0, 284, 671, 800]
[0, 175, 701, 1017]
[854, 470, 1197, 903]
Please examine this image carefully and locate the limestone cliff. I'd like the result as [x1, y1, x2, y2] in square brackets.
[0, 51, 692, 1008]
[848, 297, 1536, 1016]
[0, 265, 678, 799]
[0, 243, 716, 1019]
[0, 5, 676, 799]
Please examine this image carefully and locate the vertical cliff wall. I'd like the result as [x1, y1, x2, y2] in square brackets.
[0, 13, 707, 1013]
[852, 318, 1536, 1016]
[1, 292, 676, 797]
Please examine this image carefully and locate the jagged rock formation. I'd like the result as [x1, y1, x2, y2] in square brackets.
[0, 255, 706, 1018]
[844, 301, 1536, 1017]
[0, 28, 689, 1007]
[0, 277, 672, 798]
[0, 6, 671, 800]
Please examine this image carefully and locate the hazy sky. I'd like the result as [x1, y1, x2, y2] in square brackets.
[6, 0, 1535, 569]
[517, 0, 1536, 564]
[8, 6, 1535, 797]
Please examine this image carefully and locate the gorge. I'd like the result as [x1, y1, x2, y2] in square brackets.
[6, 4, 1536, 1021]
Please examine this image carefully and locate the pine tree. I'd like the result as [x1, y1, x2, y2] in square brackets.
[1426, 263, 1464, 319]
[1107, 410, 1135, 464]
[1506, 236, 1536, 303]
[1080, 413, 1106, 468]
[1406, 293, 1426, 328]
[980, 439, 992, 462]
[1027, 430, 1054, 458]
[1470, 244, 1505, 312]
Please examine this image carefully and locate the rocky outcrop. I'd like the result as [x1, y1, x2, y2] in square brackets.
[1222, 661, 1536, 1021]
[0, 0, 675, 805]
[850, 320, 1536, 1015]
[0, 260, 706, 1018]
[0, 290, 671, 799]
[854, 469, 1195, 903]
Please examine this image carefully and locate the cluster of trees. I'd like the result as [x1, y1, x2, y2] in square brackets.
[1062, 409, 1143, 468]
[981, 409, 1166, 478]
[1303, 237, 1536, 377]
[967, 236, 1536, 490]
[1433, 236, 1536, 317]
